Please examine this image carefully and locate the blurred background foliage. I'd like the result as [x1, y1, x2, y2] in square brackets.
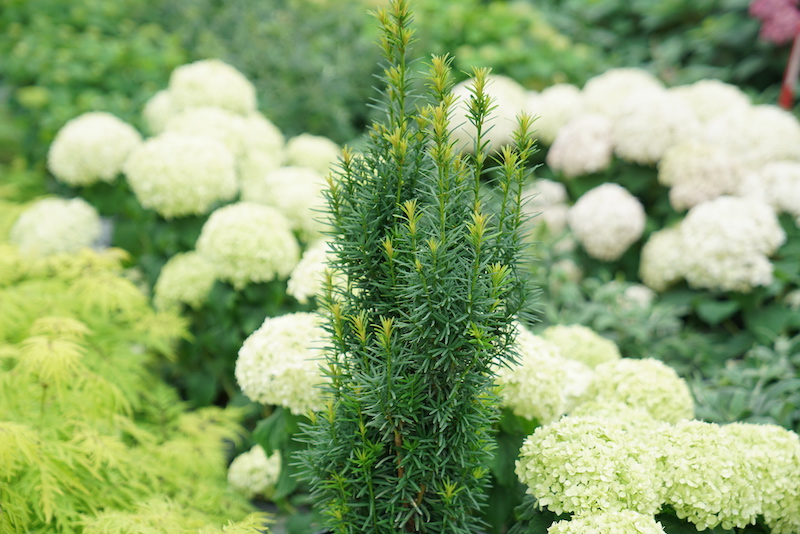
[0, 0, 793, 171]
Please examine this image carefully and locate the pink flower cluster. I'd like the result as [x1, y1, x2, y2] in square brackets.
[750, 0, 800, 44]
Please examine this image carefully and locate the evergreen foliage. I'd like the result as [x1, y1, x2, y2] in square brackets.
[298, 1, 535, 531]
[0, 244, 268, 533]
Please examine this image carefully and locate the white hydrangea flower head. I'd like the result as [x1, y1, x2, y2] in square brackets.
[516, 416, 661, 516]
[494, 322, 593, 423]
[522, 179, 570, 236]
[668, 79, 751, 123]
[581, 68, 664, 118]
[164, 106, 247, 156]
[568, 183, 646, 261]
[704, 104, 800, 170]
[237, 113, 287, 188]
[196, 202, 300, 289]
[541, 324, 621, 368]
[658, 141, 742, 211]
[168, 59, 257, 116]
[739, 161, 800, 222]
[287, 240, 332, 304]
[524, 84, 584, 145]
[680, 196, 785, 292]
[661, 420, 760, 530]
[449, 74, 527, 153]
[568, 399, 657, 424]
[547, 511, 667, 534]
[551, 258, 583, 284]
[523, 179, 568, 207]
[235, 312, 328, 415]
[612, 88, 702, 165]
[285, 133, 341, 176]
[153, 251, 217, 311]
[123, 133, 238, 219]
[10, 197, 102, 257]
[546, 114, 614, 178]
[227, 445, 281, 499]
[722, 423, 800, 534]
[47, 112, 143, 187]
[638, 227, 685, 292]
[242, 166, 327, 242]
[619, 284, 657, 310]
[577, 358, 694, 424]
[142, 89, 176, 135]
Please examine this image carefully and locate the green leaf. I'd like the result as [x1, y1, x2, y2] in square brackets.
[744, 303, 795, 345]
[695, 299, 739, 326]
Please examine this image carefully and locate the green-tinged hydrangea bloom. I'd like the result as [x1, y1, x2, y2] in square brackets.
[639, 227, 685, 292]
[569, 399, 659, 424]
[142, 89, 176, 135]
[10, 197, 102, 257]
[168, 59, 257, 116]
[227, 445, 281, 500]
[237, 113, 286, 184]
[235, 312, 327, 415]
[547, 511, 666, 534]
[196, 202, 300, 290]
[722, 423, 800, 534]
[242, 166, 327, 242]
[287, 241, 330, 304]
[495, 323, 593, 423]
[661, 420, 759, 530]
[577, 358, 694, 424]
[153, 251, 217, 311]
[123, 133, 238, 219]
[516, 416, 661, 516]
[47, 112, 143, 186]
[541, 324, 621, 368]
[285, 133, 341, 176]
[165, 106, 248, 157]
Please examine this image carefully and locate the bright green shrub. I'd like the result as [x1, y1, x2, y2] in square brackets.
[0, 244, 266, 533]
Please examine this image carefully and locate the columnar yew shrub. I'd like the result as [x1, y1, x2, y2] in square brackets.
[299, 1, 533, 532]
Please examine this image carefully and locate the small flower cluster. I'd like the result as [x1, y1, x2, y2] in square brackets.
[577, 358, 694, 424]
[153, 252, 217, 311]
[287, 240, 331, 304]
[547, 510, 666, 534]
[240, 166, 327, 241]
[540, 323, 621, 368]
[195, 202, 300, 290]
[10, 197, 102, 257]
[227, 445, 281, 500]
[47, 112, 143, 187]
[521, 179, 570, 237]
[658, 142, 742, 211]
[123, 133, 238, 218]
[567, 183, 646, 261]
[546, 114, 613, 179]
[235, 312, 328, 415]
[640, 196, 785, 292]
[494, 322, 593, 424]
[167, 59, 258, 116]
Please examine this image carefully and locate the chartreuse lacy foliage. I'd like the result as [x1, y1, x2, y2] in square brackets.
[0, 244, 267, 533]
[298, 1, 534, 532]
